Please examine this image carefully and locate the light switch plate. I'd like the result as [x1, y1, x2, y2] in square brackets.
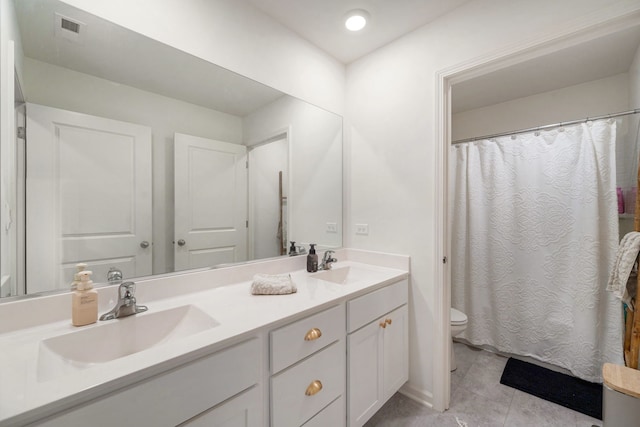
[326, 222, 337, 233]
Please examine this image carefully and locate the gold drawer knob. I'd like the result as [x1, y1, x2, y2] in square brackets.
[305, 380, 323, 396]
[385, 318, 392, 325]
[379, 322, 387, 329]
[304, 327, 322, 341]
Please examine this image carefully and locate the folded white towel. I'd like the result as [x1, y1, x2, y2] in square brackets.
[607, 231, 640, 309]
[250, 273, 297, 295]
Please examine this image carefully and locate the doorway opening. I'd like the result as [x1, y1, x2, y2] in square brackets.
[247, 130, 290, 260]
[435, 13, 640, 411]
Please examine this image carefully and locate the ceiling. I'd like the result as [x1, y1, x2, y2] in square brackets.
[244, 0, 471, 64]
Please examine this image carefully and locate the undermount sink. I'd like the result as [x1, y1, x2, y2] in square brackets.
[311, 266, 355, 285]
[37, 305, 218, 382]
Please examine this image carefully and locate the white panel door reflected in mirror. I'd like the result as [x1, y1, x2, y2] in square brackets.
[174, 133, 248, 271]
[26, 103, 152, 294]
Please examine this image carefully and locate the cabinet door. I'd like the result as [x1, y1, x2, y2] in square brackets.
[347, 304, 409, 427]
[33, 339, 260, 427]
[382, 305, 409, 401]
[302, 396, 345, 427]
[347, 318, 383, 427]
[180, 386, 261, 427]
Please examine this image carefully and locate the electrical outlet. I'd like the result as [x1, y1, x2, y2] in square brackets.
[355, 223, 369, 235]
[326, 222, 337, 233]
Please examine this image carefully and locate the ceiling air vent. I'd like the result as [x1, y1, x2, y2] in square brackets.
[60, 17, 80, 34]
[55, 13, 85, 43]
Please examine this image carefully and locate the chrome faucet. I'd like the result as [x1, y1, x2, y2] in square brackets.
[99, 281, 148, 321]
[319, 250, 337, 270]
[107, 267, 123, 284]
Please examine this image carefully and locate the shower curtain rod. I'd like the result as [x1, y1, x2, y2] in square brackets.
[451, 108, 640, 145]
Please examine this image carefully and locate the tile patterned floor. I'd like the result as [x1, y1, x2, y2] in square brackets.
[364, 342, 602, 427]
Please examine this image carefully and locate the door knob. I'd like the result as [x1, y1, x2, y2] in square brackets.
[140, 241, 150, 249]
[177, 239, 186, 246]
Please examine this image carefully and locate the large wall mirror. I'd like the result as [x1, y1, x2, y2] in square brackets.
[2, 0, 342, 298]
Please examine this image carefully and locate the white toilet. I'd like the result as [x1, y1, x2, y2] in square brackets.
[450, 307, 468, 371]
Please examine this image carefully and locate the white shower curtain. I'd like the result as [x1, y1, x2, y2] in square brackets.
[451, 119, 623, 382]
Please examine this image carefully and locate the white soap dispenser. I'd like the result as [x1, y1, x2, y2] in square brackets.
[72, 270, 98, 326]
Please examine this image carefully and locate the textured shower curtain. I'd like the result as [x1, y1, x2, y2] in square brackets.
[451, 119, 623, 382]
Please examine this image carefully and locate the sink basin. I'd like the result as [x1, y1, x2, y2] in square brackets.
[37, 305, 218, 381]
[311, 266, 355, 285]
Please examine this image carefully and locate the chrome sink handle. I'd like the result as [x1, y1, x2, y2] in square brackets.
[319, 250, 337, 270]
[120, 281, 135, 302]
[100, 281, 148, 321]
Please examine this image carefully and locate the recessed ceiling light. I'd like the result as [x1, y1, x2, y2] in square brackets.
[345, 10, 369, 32]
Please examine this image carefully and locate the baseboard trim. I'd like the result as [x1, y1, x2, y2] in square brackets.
[398, 383, 435, 410]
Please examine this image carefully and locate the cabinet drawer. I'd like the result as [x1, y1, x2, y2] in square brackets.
[180, 386, 261, 427]
[271, 340, 345, 427]
[271, 304, 345, 373]
[35, 338, 261, 427]
[347, 280, 408, 333]
[302, 395, 345, 427]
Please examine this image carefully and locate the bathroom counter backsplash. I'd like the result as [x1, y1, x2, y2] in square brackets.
[0, 249, 409, 426]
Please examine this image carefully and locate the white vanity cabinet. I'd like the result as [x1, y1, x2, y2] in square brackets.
[31, 338, 262, 427]
[346, 280, 409, 427]
[269, 305, 346, 427]
[4, 257, 411, 427]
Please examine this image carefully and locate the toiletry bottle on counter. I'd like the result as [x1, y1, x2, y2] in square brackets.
[72, 270, 98, 326]
[307, 244, 318, 272]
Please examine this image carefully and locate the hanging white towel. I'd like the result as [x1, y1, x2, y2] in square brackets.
[606, 231, 640, 309]
[250, 273, 297, 295]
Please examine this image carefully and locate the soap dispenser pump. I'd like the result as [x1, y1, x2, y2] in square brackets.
[72, 270, 98, 326]
[70, 262, 88, 291]
[289, 241, 297, 256]
[307, 244, 318, 273]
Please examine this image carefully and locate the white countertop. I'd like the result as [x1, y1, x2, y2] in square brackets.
[0, 249, 409, 426]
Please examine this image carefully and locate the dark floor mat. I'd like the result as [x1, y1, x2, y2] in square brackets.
[500, 357, 602, 420]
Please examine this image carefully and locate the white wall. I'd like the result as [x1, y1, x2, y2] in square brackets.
[452, 73, 630, 141]
[23, 58, 243, 275]
[0, 0, 23, 80]
[346, 0, 640, 409]
[61, 0, 345, 116]
[243, 96, 342, 251]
